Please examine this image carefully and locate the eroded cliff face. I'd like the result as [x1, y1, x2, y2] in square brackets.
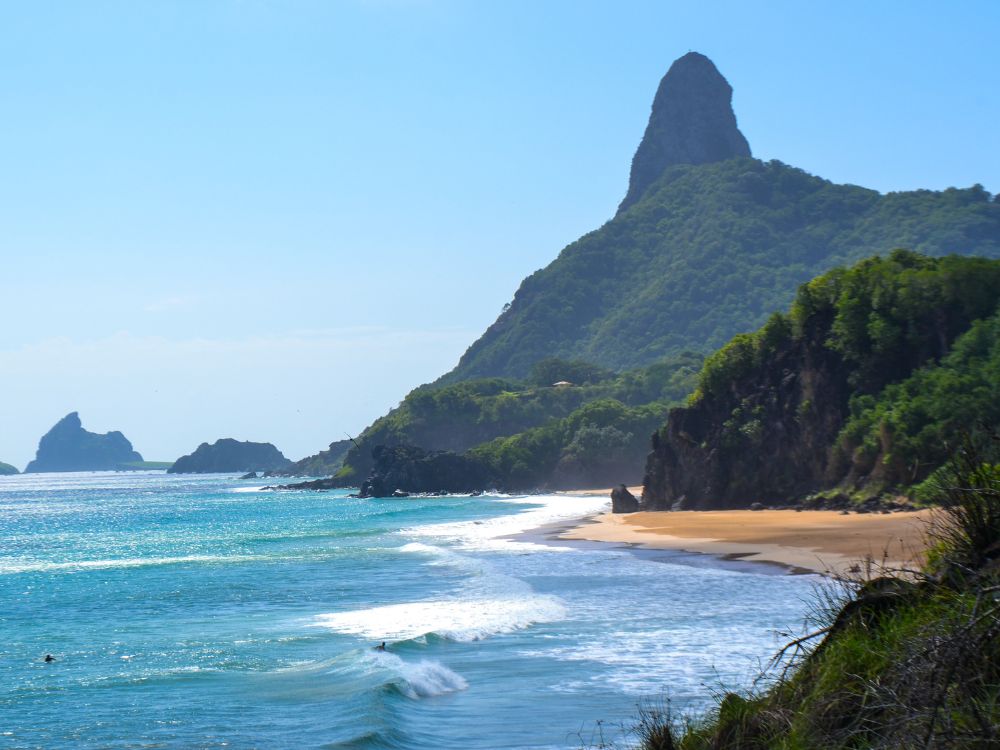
[641, 315, 851, 510]
[641, 252, 1000, 510]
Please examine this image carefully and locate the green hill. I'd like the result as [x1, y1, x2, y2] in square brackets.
[442, 161, 1000, 383]
[643, 251, 1000, 509]
[294, 51, 1000, 488]
[292, 353, 701, 483]
[0, 462, 18, 476]
[440, 53, 1000, 383]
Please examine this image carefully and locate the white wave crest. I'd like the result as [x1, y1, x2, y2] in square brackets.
[403, 493, 610, 552]
[0, 554, 255, 575]
[370, 651, 468, 699]
[314, 594, 565, 642]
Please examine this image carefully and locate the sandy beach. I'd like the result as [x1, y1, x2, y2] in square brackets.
[561, 508, 934, 577]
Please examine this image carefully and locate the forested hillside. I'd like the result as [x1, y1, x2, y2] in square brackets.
[292, 354, 701, 483]
[443, 162, 1000, 382]
[643, 251, 1000, 509]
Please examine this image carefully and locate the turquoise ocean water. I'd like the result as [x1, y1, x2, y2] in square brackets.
[0, 472, 817, 749]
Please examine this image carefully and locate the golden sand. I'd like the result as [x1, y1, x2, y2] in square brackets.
[560, 508, 934, 577]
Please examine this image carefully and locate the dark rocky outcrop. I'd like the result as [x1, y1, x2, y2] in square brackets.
[280, 439, 352, 477]
[0, 461, 19, 476]
[611, 484, 640, 513]
[267, 476, 341, 491]
[168, 439, 292, 474]
[641, 322, 850, 510]
[618, 51, 751, 213]
[357, 444, 494, 498]
[25, 412, 144, 473]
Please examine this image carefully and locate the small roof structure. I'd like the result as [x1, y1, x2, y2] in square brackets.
[552, 381, 574, 387]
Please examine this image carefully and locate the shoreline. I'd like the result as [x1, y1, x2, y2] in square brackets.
[554, 506, 933, 578]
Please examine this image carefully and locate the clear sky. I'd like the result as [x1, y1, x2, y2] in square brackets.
[2, 0, 998, 469]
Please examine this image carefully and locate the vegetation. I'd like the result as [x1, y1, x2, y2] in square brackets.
[443, 159, 1000, 382]
[625, 432, 1000, 749]
[0, 461, 19, 475]
[839, 308, 1000, 489]
[645, 251, 1000, 507]
[469, 399, 670, 490]
[310, 353, 702, 485]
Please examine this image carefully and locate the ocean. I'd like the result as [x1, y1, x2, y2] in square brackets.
[0, 472, 818, 749]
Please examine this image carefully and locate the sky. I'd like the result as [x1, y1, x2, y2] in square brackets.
[2, 0, 999, 469]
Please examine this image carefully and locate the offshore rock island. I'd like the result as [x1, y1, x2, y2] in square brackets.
[168, 438, 292, 474]
[25, 412, 144, 473]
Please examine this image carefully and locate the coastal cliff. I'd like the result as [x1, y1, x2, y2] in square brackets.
[642, 251, 1000, 509]
[25, 412, 144, 473]
[168, 439, 292, 474]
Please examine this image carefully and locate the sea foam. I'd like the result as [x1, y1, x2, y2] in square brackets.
[402, 493, 610, 552]
[0, 554, 256, 575]
[372, 651, 468, 699]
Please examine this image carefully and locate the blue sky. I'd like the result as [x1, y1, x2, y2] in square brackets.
[2, 0, 998, 468]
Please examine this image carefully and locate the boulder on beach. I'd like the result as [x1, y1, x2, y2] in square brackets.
[611, 484, 640, 513]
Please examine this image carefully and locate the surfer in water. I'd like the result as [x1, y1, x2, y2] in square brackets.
[43, 654, 56, 663]
[375, 642, 387, 652]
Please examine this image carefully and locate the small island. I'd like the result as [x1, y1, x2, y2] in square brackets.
[25, 412, 145, 473]
[168, 439, 292, 474]
[0, 461, 19, 476]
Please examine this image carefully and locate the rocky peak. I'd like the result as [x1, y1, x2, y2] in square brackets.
[619, 52, 751, 213]
[25, 412, 143, 473]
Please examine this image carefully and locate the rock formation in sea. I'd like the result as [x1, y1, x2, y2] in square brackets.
[24, 412, 144, 473]
[618, 51, 751, 213]
[0, 461, 19, 476]
[168, 439, 292, 474]
[357, 444, 494, 498]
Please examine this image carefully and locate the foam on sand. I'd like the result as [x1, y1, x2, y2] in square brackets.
[403, 493, 610, 552]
